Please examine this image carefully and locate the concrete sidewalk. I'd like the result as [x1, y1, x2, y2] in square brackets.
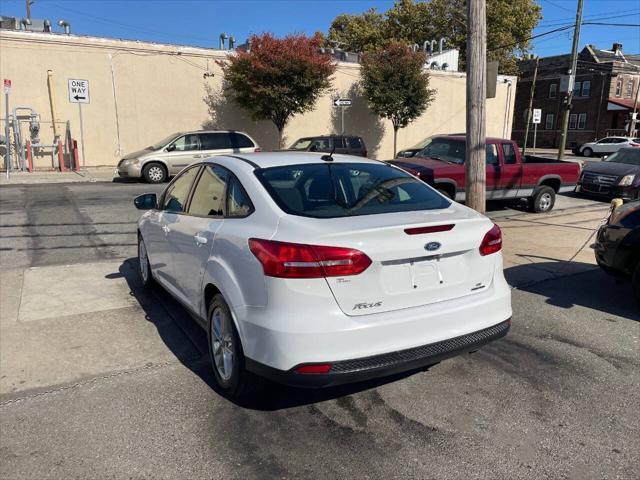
[0, 167, 119, 185]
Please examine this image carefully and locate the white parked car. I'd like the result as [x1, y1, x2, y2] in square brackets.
[578, 137, 640, 158]
[135, 152, 512, 395]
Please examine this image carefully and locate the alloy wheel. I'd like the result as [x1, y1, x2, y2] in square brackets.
[211, 306, 234, 381]
[139, 239, 149, 283]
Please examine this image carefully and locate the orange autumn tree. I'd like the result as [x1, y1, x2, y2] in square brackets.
[220, 33, 336, 148]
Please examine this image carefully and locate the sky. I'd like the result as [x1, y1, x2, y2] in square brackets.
[0, 0, 639, 58]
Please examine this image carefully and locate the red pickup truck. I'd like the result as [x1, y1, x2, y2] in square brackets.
[391, 135, 581, 213]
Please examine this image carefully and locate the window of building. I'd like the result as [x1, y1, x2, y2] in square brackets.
[569, 114, 577, 130]
[549, 83, 557, 98]
[577, 113, 587, 130]
[615, 79, 623, 97]
[573, 81, 581, 97]
[545, 113, 554, 130]
[581, 80, 591, 97]
[627, 80, 634, 97]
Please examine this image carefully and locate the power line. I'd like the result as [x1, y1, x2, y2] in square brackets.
[489, 24, 576, 52]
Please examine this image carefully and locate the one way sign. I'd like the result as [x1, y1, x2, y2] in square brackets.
[68, 79, 90, 104]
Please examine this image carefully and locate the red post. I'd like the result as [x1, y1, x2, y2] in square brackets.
[58, 142, 66, 172]
[26, 140, 33, 172]
[72, 140, 80, 171]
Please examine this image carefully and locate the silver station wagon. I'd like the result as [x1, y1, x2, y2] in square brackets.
[117, 130, 260, 183]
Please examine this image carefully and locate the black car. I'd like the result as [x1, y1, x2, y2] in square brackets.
[288, 135, 367, 157]
[576, 148, 640, 201]
[595, 200, 640, 301]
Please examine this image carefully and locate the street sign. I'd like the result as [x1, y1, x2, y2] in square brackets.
[3, 79, 11, 95]
[532, 108, 542, 124]
[333, 98, 352, 107]
[68, 79, 90, 104]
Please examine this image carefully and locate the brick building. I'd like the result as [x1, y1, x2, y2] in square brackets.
[512, 43, 640, 149]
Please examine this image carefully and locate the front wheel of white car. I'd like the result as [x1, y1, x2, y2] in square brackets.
[582, 147, 593, 157]
[138, 236, 153, 287]
[207, 294, 261, 397]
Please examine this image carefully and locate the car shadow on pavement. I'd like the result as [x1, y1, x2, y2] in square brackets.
[115, 258, 431, 411]
[506, 261, 639, 320]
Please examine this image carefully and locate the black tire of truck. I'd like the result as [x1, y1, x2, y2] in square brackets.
[529, 186, 556, 213]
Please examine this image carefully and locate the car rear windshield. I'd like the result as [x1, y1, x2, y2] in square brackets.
[255, 162, 451, 218]
[289, 138, 313, 150]
[604, 149, 640, 165]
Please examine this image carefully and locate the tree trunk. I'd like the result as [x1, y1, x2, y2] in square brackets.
[393, 125, 399, 158]
[465, 0, 487, 214]
[277, 126, 284, 149]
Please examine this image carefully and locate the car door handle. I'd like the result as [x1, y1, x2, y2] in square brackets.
[194, 234, 208, 245]
[162, 225, 170, 234]
[193, 154, 203, 159]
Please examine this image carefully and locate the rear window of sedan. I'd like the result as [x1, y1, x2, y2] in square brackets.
[255, 162, 450, 218]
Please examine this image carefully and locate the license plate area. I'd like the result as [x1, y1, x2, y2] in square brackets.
[381, 254, 460, 294]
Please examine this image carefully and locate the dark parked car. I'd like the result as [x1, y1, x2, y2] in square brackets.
[595, 200, 640, 301]
[576, 148, 640, 201]
[288, 135, 367, 157]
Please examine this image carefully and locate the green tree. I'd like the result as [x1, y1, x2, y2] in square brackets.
[327, 0, 541, 75]
[360, 42, 435, 157]
[219, 33, 336, 148]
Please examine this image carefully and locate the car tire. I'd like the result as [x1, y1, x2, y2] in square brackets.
[632, 264, 640, 303]
[142, 163, 167, 184]
[582, 147, 593, 157]
[207, 294, 261, 397]
[138, 235, 154, 288]
[437, 188, 453, 200]
[530, 186, 556, 213]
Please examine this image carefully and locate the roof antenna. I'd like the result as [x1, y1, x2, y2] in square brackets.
[321, 144, 336, 162]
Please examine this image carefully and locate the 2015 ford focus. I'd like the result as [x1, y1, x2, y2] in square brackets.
[135, 152, 512, 396]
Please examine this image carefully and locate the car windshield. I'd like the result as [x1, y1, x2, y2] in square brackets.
[289, 138, 313, 150]
[409, 137, 435, 150]
[604, 149, 640, 165]
[255, 162, 450, 218]
[417, 138, 466, 164]
[149, 133, 182, 150]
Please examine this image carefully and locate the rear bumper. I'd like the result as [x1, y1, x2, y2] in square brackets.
[246, 319, 511, 387]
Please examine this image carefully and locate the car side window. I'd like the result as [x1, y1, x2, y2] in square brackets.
[170, 134, 200, 152]
[310, 138, 330, 150]
[347, 137, 363, 149]
[188, 165, 227, 217]
[485, 144, 499, 165]
[230, 133, 255, 149]
[200, 133, 232, 151]
[501, 143, 517, 165]
[332, 137, 346, 149]
[161, 166, 200, 213]
[227, 175, 254, 217]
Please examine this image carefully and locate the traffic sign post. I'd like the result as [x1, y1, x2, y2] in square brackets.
[68, 79, 90, 171]
[4, 79, 11, 178]
[333, 98, 352, 134]
[532, 108, 542, 155]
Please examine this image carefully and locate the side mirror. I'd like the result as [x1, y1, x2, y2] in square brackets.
[166, 144, 176, 152]
[134, 193, 157, 210]
[602, 155, 608, 160]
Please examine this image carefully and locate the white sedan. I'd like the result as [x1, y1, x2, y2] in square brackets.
[135, 152, 512, 396]
[578, 137, 640, 157]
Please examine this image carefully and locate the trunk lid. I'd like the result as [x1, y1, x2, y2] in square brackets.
[275, 204, 498, 316]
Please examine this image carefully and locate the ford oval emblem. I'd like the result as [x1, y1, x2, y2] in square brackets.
[425, 242, 441, 251]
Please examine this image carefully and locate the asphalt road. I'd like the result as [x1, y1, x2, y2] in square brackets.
[0, 182, 638, 480]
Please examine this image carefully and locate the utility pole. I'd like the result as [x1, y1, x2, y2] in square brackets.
[522, 56, 539, 156]
[466, 0, 487, 213]
[629, 68, 640, 136]
[25, 0, 33, 21]
[557, 0, 583, 160]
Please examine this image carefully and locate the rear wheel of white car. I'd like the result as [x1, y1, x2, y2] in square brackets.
[530, 186, 556, 213]
[138, 236, 153, 287]
[143, 163, 167, 183]
[582, 147, 593, 157]
[207, 294, 260, 396]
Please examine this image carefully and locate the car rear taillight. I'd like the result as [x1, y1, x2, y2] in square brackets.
[479, 224, 502, 256]
[248, 238, 372, 278]
[254, 147, 262, 152]
[295, 364, 332, 374]
[629, 142, 640, 148]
